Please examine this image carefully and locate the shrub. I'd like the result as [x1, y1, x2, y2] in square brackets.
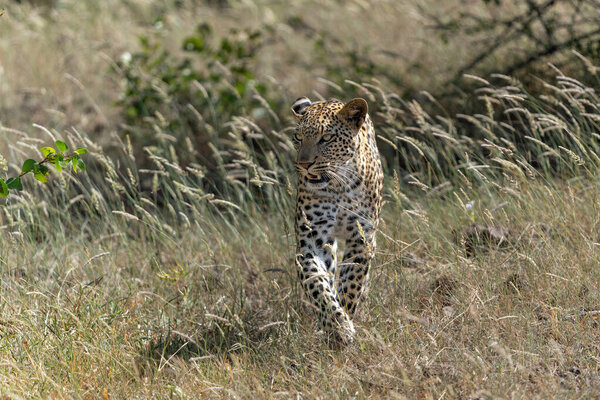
[0, 141, 87, 197]
[116, 23, 287, 194]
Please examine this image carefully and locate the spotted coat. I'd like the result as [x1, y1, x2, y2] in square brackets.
[291, 97, 383, 344]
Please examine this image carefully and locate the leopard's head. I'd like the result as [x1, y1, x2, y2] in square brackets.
[291, 97, 368, 191]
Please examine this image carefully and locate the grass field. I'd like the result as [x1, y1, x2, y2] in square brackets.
[1, 1, 600, 399]
[3, 179, 600, 398]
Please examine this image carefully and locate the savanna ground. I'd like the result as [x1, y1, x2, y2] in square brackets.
[1, 0, 600, 398]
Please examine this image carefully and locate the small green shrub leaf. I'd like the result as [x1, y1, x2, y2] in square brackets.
[55, 140, 68, 153]
[22, 159, 36, 173]
[75, 148, 88, 154]
[40, 147, 56, 158]
[183, 36, 204, 52]
[0, 179, 8, 197]
[34, 171, 48, 183]
[6, 177, 22, 190]
[76, 158, 86, 172]
[38, 164, 49, 175]
[72, 155, 80, 172]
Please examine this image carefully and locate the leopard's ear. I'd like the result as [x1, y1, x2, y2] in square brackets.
[291, 97, 311, 122]
[338, 98, 368, 130]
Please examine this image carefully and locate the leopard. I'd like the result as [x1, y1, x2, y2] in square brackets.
[291, 96, 384, 345]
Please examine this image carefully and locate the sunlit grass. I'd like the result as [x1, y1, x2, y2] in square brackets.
[1, 177, 599, 398]
[2, 73, 600, 396]
[1, 0, 600, 398]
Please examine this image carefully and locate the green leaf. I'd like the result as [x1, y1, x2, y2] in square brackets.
[40, 147, 56, 158]
[33, 164, 50, 183]
[76, 158, 86, 172]
[55, 140, 68, 153]
[54, 158, 62, 172]
[34, 171, 48, 183]
[75, 148, 88, 154]
[38, 164, 49, 175]
[0, 179, 8, 197]
[183, 36, 204, 52]
[6, 177, 22, 190]
[72, 154, 80, 172]
[22, 159, 36, 174]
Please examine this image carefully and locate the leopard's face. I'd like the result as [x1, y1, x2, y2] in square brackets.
[291, 98, 367, 192]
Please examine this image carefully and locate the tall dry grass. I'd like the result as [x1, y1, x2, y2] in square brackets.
[1, 69, 599, 398]
[1, 0, 600, 398]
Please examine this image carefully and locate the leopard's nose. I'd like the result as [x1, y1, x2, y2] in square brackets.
[298, 162, 313, 170]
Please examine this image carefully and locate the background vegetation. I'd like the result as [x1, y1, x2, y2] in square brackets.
[0, 0, 599, 398]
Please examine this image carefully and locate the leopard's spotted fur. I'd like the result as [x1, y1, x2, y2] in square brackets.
[291, 97, 383, 344]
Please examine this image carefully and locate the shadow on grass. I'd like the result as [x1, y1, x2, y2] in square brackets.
[137, 301, 298, 373]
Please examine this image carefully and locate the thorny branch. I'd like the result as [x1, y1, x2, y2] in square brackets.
[424, 0, 600, 83]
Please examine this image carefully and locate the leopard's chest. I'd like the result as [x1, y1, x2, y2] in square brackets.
[333, 193, 377, 239]
[296, 185, 376, 241]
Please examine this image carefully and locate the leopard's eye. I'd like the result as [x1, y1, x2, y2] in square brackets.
[293, 132, 302, 142]
[321, 133, 333, 142]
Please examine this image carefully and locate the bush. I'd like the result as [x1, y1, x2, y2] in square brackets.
[116, 23, 287, 194]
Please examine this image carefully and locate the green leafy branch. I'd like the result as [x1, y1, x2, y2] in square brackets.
[0, 140, 88, 197]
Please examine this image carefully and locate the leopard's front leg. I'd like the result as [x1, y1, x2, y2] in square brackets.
[296, 202, 354, 344]
[337, 217, 376, 316]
